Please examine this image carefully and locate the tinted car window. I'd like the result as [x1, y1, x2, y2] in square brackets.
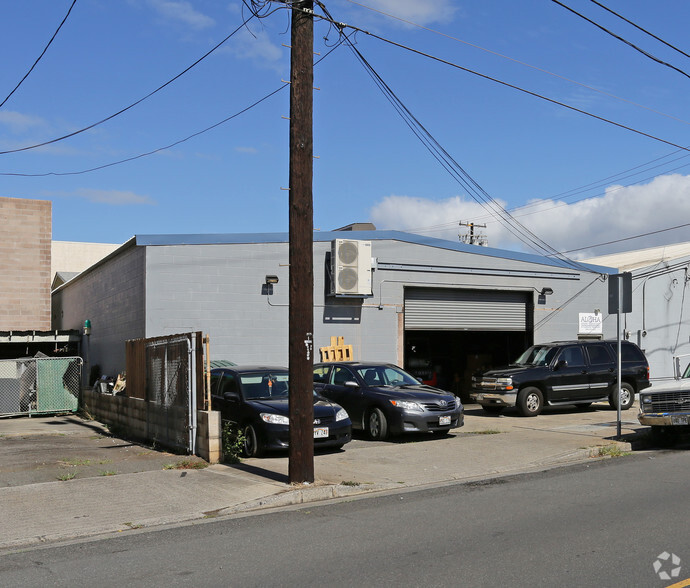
[332, 366, 354, 386]
[559, 346, 584, 367]
[210, 373, 222, 396]
[587, 344, 612, 365]
[621, 343, 645, 362]
[219, 372, 238, 395]
[313, 365, 330, 383]
[516, 346, 558, 366]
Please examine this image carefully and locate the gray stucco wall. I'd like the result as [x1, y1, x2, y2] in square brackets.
[622, 257, 690, 382]
[52, 244, 146, 376]
[142, 237, 613, 367]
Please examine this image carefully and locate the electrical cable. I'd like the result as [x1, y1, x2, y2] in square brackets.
[551, 0, 690, 82]
[0, 0, 77, 109]
[553, 222, 690, 256]
[313, 3, 595, 273]
[0, 33, 346, 177]
[0, 13, 256, 156]
[344, 0, 690, 129]
[588, 0, 690, 61]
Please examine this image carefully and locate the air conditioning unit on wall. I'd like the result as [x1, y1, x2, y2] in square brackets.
[331, 239, 372, 296]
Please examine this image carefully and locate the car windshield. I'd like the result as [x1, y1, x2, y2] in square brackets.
[515, 346, 558, 367]
[355, 365, 420, 387]
[239, 372, 290, 400]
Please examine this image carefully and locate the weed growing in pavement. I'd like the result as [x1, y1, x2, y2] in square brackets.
[222, 422, 245, 464]
[593, 444, 630, 458]
[99, 470, 117, 476]
[163, 459, 209, 470]
[59, 458, 92, 467]
[123, 522, 143, 530]
[57, 472, 76, 481]
[341, 480, 360, 487]
[466, 429, 502, 435]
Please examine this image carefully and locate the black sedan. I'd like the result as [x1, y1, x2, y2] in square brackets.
[210, 366, 352, 457]
[313, 362, 463, 440]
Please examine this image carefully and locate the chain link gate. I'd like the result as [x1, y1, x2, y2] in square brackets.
[145, 335, 197, 453]
[0, 357, 82, 417]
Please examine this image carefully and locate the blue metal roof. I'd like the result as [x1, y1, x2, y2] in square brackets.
[134, 231, 615, 273]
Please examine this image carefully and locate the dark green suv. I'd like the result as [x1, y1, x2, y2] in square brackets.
[470, 340, 650, 417]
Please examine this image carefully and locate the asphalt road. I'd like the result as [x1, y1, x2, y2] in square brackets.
[2, 449, 689, 587]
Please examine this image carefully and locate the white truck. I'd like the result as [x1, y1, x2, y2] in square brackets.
[638, 355, 690, 445]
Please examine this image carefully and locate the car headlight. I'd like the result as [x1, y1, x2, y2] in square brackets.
[455, 396, 462, 408]
[260, 413, 289, 425]
[335, 408, 349, 422]
[389, 399, 423, 412]
[640, 395, 653, 412]
[496, 377, 514, 391]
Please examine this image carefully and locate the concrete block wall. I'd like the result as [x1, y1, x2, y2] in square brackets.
[0, 197, 52, 330]
[82, 388, 221, 462]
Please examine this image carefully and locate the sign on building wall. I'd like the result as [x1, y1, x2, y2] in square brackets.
[579, 312, 603, 336]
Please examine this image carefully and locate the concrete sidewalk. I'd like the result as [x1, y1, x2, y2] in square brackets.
[0, 405, 647, 551]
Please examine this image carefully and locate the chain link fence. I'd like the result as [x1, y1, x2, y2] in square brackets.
[145, 335, 196, 453]
[0, 357, 82, 417]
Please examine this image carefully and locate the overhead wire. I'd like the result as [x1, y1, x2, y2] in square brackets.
[588, 0, 690, 61]
[0, 13, 257, 156]
[0, 0, 77, 109]
[0, 30, 347, 178]
[313, 2, 594, 272]
[551, 0, 690, 82]
[344, 0, 690, 129]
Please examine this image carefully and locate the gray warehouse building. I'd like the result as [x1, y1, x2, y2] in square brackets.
[51, 230, 616, 397]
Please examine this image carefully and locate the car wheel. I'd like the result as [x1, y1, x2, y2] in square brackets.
[242, 424, 264, 458]
[366, 408, 389, 440]
[608, 382, 634, 410]
[517, 387, 543, 417]
[481, 405, 504, 415]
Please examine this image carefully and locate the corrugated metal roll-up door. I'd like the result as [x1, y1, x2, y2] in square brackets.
[405, 288, 530, 331]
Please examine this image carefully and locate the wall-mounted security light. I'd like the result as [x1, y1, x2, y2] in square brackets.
[540, 287, 553, 296]
[265, 275, 279, 284]
[263, 275, 279, 296]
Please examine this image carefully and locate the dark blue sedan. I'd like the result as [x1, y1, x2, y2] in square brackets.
[210, 366, 352, 457]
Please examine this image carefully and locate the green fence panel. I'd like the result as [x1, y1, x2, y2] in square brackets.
[36, 359, 79, 413]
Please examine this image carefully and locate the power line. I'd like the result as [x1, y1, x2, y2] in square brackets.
[344, 0, 690, 129]
[0, 14, 256, 156]
[589, 0, 690, 61]
[551, 0, 690, 82]
[313, 7, 593, 272]
[0, 0, 77, 109]
[0, 35, 345, 177]
[554, 222, 690, 256]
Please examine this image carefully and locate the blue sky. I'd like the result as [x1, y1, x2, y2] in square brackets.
[2, 0, 690, 258]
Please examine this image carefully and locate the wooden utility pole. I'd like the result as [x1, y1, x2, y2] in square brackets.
[288, 0, 315, 484]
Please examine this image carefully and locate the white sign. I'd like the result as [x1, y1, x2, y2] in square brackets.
[579, 313, 602, 335]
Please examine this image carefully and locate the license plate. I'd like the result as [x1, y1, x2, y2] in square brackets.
[671, 415, 688, 425]
[439, 415, 451, 426]
[313, 427, 329, 439]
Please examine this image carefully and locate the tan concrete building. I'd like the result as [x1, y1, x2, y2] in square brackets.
[0, 196, 52, 331]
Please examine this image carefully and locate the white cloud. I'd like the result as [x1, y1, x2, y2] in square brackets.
[148, 0, 215, 29]
[361, 0, 458, 26]
[0, 111, 45, 133]
[46, 189, 156, 205]
[369, 174, 690, 258]
[225, 28, 284, 68]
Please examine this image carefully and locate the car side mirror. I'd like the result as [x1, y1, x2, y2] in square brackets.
[345, 380, 359, 388]
[223, 391, 240, 401]
[555, 359, 567, 370]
